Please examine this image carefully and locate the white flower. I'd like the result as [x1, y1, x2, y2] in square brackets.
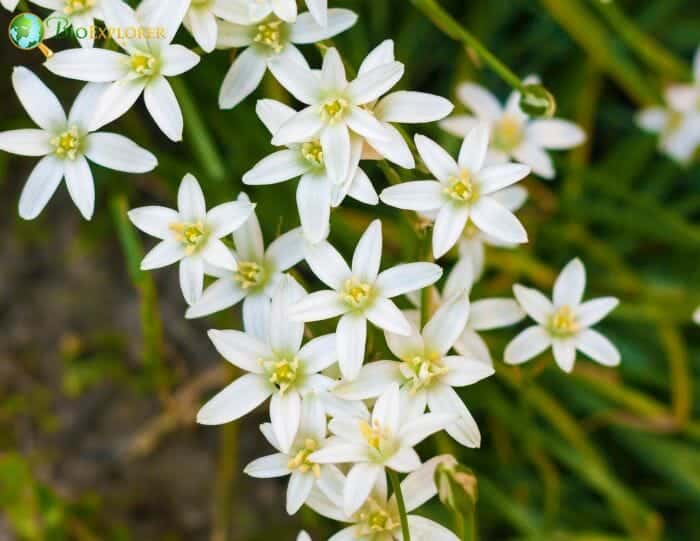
[306, 455, 458, 541]
[243, 99, 378, 243]
[380, 123, 530, 259]
[232, 0, 329, 26]
[269, 46, 404, 183]
[216, 9, 357, 109]
[335, 293, 494, 448]
[505, 258, 621, 372]
[197, 277, 338, 454]
[37, 0, 104, 48]
[244, 394, 343, 515]
[308, 384, 453, 516]
[185, 192, 305, 319]
[637, 47, 700, 164]
[44, 0, 200, 141]
[289, 219, 443, 380]
[440, 78, 586, 179]
[351, 39, 454, 169]
[0, 67, 157, 220]
[128, 173, 254, 305]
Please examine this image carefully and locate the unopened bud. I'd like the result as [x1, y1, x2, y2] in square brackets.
[519, 84, 556, 118]
[434, 458, 478, 515]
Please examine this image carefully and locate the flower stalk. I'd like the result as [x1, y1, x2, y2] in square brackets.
[388, 469, 411, 541]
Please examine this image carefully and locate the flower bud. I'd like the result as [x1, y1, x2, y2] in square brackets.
[519, 84, 557, 118]
[434, 457, 478, 515]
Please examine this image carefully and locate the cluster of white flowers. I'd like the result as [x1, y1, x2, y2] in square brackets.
[1, 1, 634, 538]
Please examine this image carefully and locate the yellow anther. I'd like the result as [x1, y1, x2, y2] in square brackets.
[402, 352, 447, 393]
[357, 498, 399, 534]
[267, 357, 299, 394]
[169, 221, 207, 254]
[64, 0, 94, 15]
[342, 278, 372, 309]
[549, 305, 579, 337]
[493, 115, 523, 151]
[444, 169, 478, 203]
[234, 261, 263, 289]
[359, 420, 388, 451]
[320, 97, 349, 124]
[130, 53, 157, 76]
[253, 18, 284, 53]
[301, 141, 324, 167]
[50, 126, 81, 160]
[286, 438, 321, 478]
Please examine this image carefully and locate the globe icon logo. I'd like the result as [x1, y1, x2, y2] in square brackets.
[8, 12, 45, 50]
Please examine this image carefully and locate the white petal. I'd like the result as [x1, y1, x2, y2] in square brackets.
[478, 163, 530, 195]
[336, 313, 367, 381]
[89, 79, 145, 131]
[346, 167, 379, 205]
[186, 279, 245, 319]
[399, 455, 449, 512]
[218, 47, 267, 109]
[321, 122, 351, 183]
[553, 258, 586, 308]
[244, 453, 289, 478]
[197, 373, 272, 425]
[267, 52, 319, 105]
[576, 297, 619, 327]
[552, 338, 577, 372]
[365, 123, 415, 168]
[272, 107, 324, 146]
[385, 447, 421, 472]
[372, 383, 400, 433]
[177, 173, 206, 220]
[18, 155, 64, 220]
[12, 67, 66, 131]
[441, 356, 494, 387]
[0, 129, 52, 156]
[423, 294, 470, 355]
[64, 156, 94, 219]
[141, 240, 185, 269]
[345, 107, 389, 142]
[458, 122, 490, 172]
[128, 206, 179, 239]
[504, 326, 552, 365]
[406, 515, 461, 541]
[439, 114, 479, 138]
[305, 240, 351, 289]
[513, 284, 553, 324]
[289, 291, 348, 322]
[470, 197, 527, 244]
[287, 471, 314, 514]
[272, 0, 297, 21]
[491, 184, 528, 211]
[243, 149, 308, 185]
[179, 256, 204, 304]
[85, 132, 157, 173]
[433, 204, 469, 259]
[576, 329, 620, 367]
[299, 333, 337, 373]
[161, 44, 201, 76]
[513, 141, 554, 179]
[334, 361, 402, 400]
[414, 134, 459, 182]
[427, 385, 479, 447]
[469, 298, 525, 330]
[365, 298, 411, 335]
[101, 0, 147, 50]
[271, 391, 301, 453]
[442, 257, 475, 299]
[352, 220, 382, 282]
[297, 173, 332, 243]
[375, 262, 443, 299]
[455, 328, 493, 366]
[146, 0, 189, 44]
[320, 47, 347, 92]
[266, 227, 305, 271]
[207, 200, 255, 238]
[399, 411, 453, 447]
[67, 82, 107, 129]
[269, 276, 305, 354]
[379, 181, 443, 211]
[344, 463, 381, 516]
[215, 20, 252, 47]
[144, 76, 183, 142]
[256, 98, 298, 135]
[527, 119, 585, 149]
[304, 0, 328, 26]
[289, 8, 357, 43]
[201, 239, 237, 270]
[43, 49, 128, 83]
[243, 293, 271, 340]
[456, 82, 502, 121]
[375, 91, 453, 123]
[347, 62, 404, 105]
[636, 107, 667, 133]
[309, 441, 368, 464]
[186, 8, 217, 52]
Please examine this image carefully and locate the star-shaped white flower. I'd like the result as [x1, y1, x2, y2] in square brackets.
[637, 47, 700, 164]
[335, 292, 494, 448]
[37, 0, 104, 48]
[289, 219, 443, 380]
[0, 67, 157, 220]
[440, 78, 586, 179]
[309, 384, 454, 516]
[244, 394, 343, 515]
[243, 99, 378, 243]
[128, 173, 254, 305]
[355, 39, 454, 169]
[505, 258, 621, 372]
[380, 123, 531, 259]
[44, 0, 200, 141]
[270, 46, 403, 183]
[216, 9, 357, 109]
[305, 455, 458, 541]
[186, 192, 305, 320]
[197, 277, 338, 454]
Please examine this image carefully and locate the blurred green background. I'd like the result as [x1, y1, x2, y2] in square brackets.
[1, 0, 699, 540]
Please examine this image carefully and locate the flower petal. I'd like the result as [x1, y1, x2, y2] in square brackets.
[415, 134, 459, 182]
[207, 200, 255, 238]
[272, 106, 324, 146]
[441, 357, 494, 387]
[553, 258, 586, 307]
[243, 293, 271, 341]
[334, 360, 402, 400]
[337, 313, 367, 381]
[470, 197, 527, 244]
[351, 219, 382, 282]
[426, 385, 479, 447]
[186, 278, 245, 319]
[64, 155, 95, 220]
[576, 329, 620, 367]
[433, 204, 469, 259]
[305, 240, 351, 289]
[423, 294, 470, 355]
[201, 239, 237, 270]
[321, 122, 351, 183]
[344, 463, 381, 516]
[144, 76, 183, 142]
[297, 172, 332, 243]
[161, 43, 201, 76]
[504, 326, 551, 365]
[399, 411, 453, 447]
[469, 298, 525, 330]
[458, 121, 490, 172]
[456, 82, 502, 121]
[289, 8, 357, 43]
[376, 262, 443, 299]
[478, 163, 530, 195]
[141, 240, 185, 269]
[85, 132, 157, 173]
[89, 79, 146, 131]
[128, 206, 179, 239]
[43, 49, 129, 83]
[289, 291, 348, 322]
[266, 227, 305, 271]
[552, 338, 577, 372]
[375, 91, 453, 123]
[365, 298, 411, 335]
[197, 373, 272, 425]
[286, 471, 314, 515]
[269, 276, 306, 354]
[347, 62, 404, 105]
[186, 8, 217, 53]
[407, 515, 461, 541]
[244, 453, 289, 478]
[267, 50, 319, 105]
[18, 155, 64, 220]
[271, 390, 301, 453]
[379, 181, 443, 211]
[243, 149, 308, 185]
[576, 297, 619, 327]
[179, 256, 205, 304]
[527, 119, 586, 150]
[0, 129, 52, 156]
[178, 173, 206, 220]
[513, 140, 554, 179]
[218, 47, 267, 109]
[513, 284, 553, 324]
[12, 66, 66, 131]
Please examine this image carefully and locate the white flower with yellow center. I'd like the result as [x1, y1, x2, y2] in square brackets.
[185, 192, 304, 321]
[44, 0, 200, 141]
[35, 0, 103, 48]
[308, 384, 454, 516]
[197, 277, 338, 454]
[440, 77, 586, 179]
[637, 47, 700, 164]
[244, 395, 343, 515]
[380, 123, 531, 259]
[335, 293, 494, 448]
[505, 258, 621, 372]
[289, 220, 443, 380]
[0, 67, 157, 220]
[305, 455, 458, 541]
[269, 46, 404, 183]
[216, 8, 357, 109]
[128, 174, 254, 305]
[243, 99, 378, 243]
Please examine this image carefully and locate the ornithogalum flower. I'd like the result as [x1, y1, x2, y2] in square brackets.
[185, 192, 305, 322]
[380, 123, 531, 258]
[505, 258, 620, 372]
[128, 174, 254, 305]
[309, 384, 454, 516]
[44, 0, 200, 141]
[37, 0, 104, 48]
[270, 47, 403, 183]
[0, 67, 157, 220]
[335, 293, 494, 448]
[440, 78, 586, 178]
[197, 277, 338, 454]
[636, 47, 700, 164]
[289, 220, 443, 380]
[244, 395, 343, 515]
[216, 9, 357, 109]
[243, 99, 378, 243]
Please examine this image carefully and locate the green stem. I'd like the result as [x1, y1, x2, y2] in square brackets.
[462, 503, 476, 541]
[419, 231, 433, 327]
[388, 470, 411, 541]
[410, 0, 525, 92]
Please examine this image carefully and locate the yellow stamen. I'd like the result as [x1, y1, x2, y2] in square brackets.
[50, 126, 81, 160]
[287, 439, 321, 478]
[253, 18, 284, 53]
[64, 0, 94, 15]
[234, 261, 263, 289]
[341, 278, 372, 309]
[130, 53, 157, 76]
[549, 305, 579, 337]
[169, 221, 207, 255]
[320, 97, 349, 124]
[301, 141, 324, 167]
[444, 169, 478, 203]
[266, 357, 299, 394]
[402, 352, 447, 393]
[493, 115, 523, 151]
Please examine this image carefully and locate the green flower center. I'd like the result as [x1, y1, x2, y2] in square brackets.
[321, 97, 349, 124]
[50, 126, 82, 160]
[234, 261, 264, 289]
[265, 356, 299, 394]
[287, 438, 321, 478]
[64, 0, 95, 15]
[445, 170, 478, 203]
[301, 141, 324, 167]
[549, 305, 579, 337]
[341, 278, 373, 310]
[357, 499, 399, 535]
[402, 352, 447, 393]
[493, 115, 523, 152]
[253, 18, 285, 53]
[169, 221, 208, 255]
[130, 53, 158, 77]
